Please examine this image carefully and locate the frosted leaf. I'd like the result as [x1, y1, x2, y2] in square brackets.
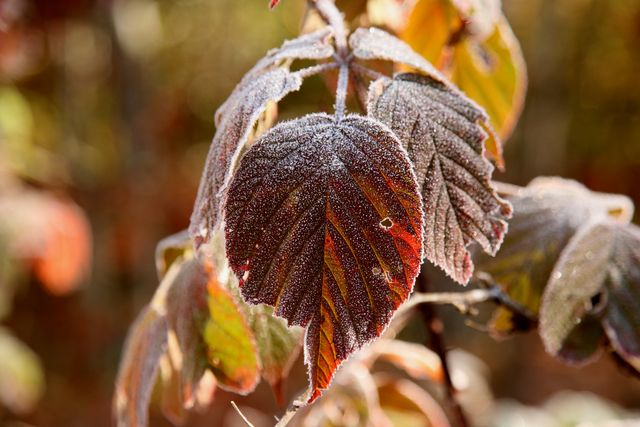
[368, 73, 511, 284]
[224, 113, 424, 402]
[349, 27, 446, 83]
[189, 69, 303, 246]
[540, 221, 640, 371]
[475, 177, 634, 335]
[216, 27, 335, 126]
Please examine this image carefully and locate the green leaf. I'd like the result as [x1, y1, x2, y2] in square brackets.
[248, 305, 303, 404]
[204, 269, 260, 394]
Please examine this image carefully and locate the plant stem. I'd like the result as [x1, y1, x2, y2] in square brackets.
[335, 63, 349, 119]
[295, 62, 339, 79]
[416, 270, 469, 427]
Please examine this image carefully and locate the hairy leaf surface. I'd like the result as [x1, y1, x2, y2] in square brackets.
[475, 178, 634, 335]
[224, 113, 424, 401]
[349, 27, 445, 83]
[541, 221, 640, 370]
[190, 69, 304, 246]
[368, 73, 511, 284]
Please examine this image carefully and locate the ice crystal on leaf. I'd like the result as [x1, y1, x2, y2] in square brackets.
[349, 27, 446, 82]
[224, 114, 424, 401]
[368, 73, 511, 284]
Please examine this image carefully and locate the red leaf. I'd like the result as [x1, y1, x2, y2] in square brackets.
[224, 113, 424, 401]
[269, 0, 281, 8]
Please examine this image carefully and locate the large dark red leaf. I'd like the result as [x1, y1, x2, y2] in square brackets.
[224, 113, 424, 401]
[368, 73, 511, 284]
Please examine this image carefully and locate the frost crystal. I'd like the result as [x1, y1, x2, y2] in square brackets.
[369, 73, 512, 284]
[223, 113, 424, 401]
[349, 27, 447, 84]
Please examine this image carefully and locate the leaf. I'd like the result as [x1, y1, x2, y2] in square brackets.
[475, 178, 634, 335]
[164, 257, 211, 408]
[248, 305, 303, 405]
[375, 376, 451, 427]
[155, 230, 191, 280]
[0, 327, 44, 414]
[366, 339, 443, 383]
[368, 72, 511, 284]
[224, 113, 424, 402]
[114, 306, 169, 427]
[349, 27, 446, 83]
[541, 221, 640, 370]
[204, 268, 260, 394]
[269, 0, 281, 8]
[215, 28, 335, 126]
[399, 0, 527, 154]
[539, 222, 615, 360]
[190, 69, 304, 246]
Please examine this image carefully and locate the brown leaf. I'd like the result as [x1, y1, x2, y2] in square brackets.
[114, 306, 168, 427]
[224, 113, 424, 402]
[189, 69, 303, 246]
[368, 73, 511, 284]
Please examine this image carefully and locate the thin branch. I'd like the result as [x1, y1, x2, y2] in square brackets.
[335, 63, 349, 119]
[416, 271, 469, 427]
[231, 401, 255, 427]
[295, 61, 339, 79]
[351, 62, 386, 81]
[473, 272, 538, 325]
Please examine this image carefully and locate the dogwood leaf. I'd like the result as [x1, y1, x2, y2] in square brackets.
[224, 113, 424, 402]
[368, 73, 511, 284]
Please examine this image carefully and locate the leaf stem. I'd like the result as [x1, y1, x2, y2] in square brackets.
[335, 63, 349, 119]
[231, 401, 256, 427]
[294, 61, 339, 79]
[416, 270, 470, 427]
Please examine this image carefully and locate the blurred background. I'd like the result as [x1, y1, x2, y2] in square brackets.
[0, 0, 639, 425]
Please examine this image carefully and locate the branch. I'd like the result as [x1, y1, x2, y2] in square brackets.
[294, 61, 339, 79]
[334, 63, 349, 119]
[416, 272, 469, 427]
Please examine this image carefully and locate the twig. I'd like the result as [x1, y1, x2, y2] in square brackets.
[473, 272, 538, 325]
[231, 401, 255, 427]
[416, 271, 469, 427]
[295, 61, 339, 79]
[350, 62, 386, 81]
[334, 63, 349, 119]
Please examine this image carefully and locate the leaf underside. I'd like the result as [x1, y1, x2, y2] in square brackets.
[349, 27, 447, 83]
[224, 113, 424, 401]
[475, 177, 634, 335]
[541, 221, 640, 370]
[368, 72, 511, 284]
